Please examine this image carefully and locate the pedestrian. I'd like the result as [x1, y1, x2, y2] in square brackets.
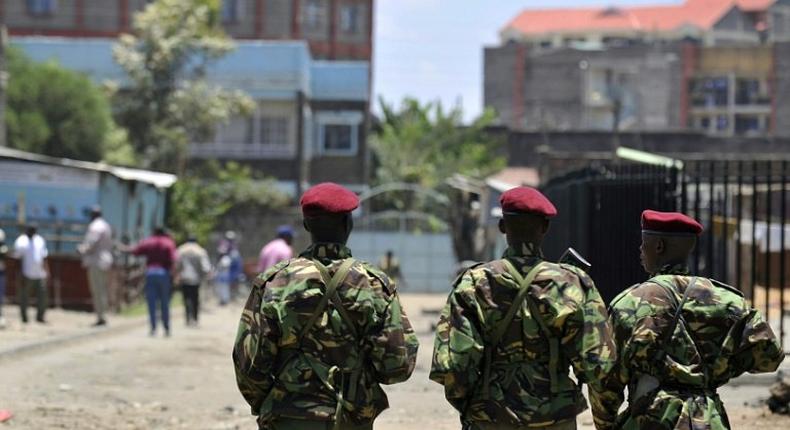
[77, 206, 114, 327]
[589, 210, 785, 430]
[233, 182, 419, 430]
[218, 230, 243, 301]
[256, 225, 293, 273]
[129, 226, 177, 337]
[214, 250, 232, 306]
[13, 225, 49, 324]
[175, 235, 211, 326]
[430, 186, 615, 430]
[377, 249, 404, 287]
[0, 228, 7, 329]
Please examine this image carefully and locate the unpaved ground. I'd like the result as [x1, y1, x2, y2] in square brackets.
[0, 294, 787, 429]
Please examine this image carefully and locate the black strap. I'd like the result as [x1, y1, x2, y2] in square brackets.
[481, 259, 549, 398]
[654, 276, 698, 362]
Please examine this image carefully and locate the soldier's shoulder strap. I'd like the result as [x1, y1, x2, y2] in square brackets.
[298, 258, 358, 342]
[252, 260, 292, 289]
[450, 262, 485, 288]
[709, 278, 745, 297]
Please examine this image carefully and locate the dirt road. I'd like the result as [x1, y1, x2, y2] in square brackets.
[0, 294, 786, 429]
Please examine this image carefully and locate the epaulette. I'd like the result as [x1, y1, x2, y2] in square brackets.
[557, 263, 594, 291]
[709, 278, 745, 297]
[451, 262, 484, 289]
[253, 260, 291, 288]
[362, 261, 395, 294]
[608, 283, 641, 311]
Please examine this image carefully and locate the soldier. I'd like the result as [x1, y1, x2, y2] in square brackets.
[233, 182, 419, 430]
[430, 186, 615, 430]
[590, 210, 785, 430]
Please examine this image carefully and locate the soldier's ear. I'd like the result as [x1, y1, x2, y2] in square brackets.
[498, 218, 506, 234]
[656, 237, 666, 255]
[541, 218, 550, 234]
[303, 219, 311, 233]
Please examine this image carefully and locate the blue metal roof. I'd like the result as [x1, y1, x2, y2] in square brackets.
[11, 37, 369, 102]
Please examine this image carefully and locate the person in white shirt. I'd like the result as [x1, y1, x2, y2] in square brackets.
[175, 236, 211, 326]
[14, 226, 49, 324]
[78, 206, 114, 326]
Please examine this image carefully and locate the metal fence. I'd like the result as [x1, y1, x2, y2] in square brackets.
[541, 159, 790, 350]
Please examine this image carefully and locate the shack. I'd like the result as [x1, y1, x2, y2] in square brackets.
[0, 147, 176, 310]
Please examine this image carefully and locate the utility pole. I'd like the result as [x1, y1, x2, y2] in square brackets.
[0, 25, 7, 147]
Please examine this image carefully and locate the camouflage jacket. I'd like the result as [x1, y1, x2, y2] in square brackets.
[232, 243, 419, 428]
[590, 263, 785, 430]
[429, 244, 616, 427]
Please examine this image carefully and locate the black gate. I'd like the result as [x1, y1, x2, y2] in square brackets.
[541, 159, 790, 351]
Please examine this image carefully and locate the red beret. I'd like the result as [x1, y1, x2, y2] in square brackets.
[500, 186, 557, 218]
[641, 210, 703, 236]
[300, 182, 359, 217]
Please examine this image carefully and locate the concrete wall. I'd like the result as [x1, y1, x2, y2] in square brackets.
[483, 43, 519, 127]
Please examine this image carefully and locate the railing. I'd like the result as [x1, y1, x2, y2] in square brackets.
[189, 143, 297, 159]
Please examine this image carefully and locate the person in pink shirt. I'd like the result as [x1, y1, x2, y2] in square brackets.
[256, 225, 294, 273]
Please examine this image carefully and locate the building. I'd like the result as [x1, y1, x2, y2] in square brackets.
[485, 0, 790, 137]
[4, 0, 374, 195]
[13, 37, 370, 195]
[0, 146, 177, 310]
[3, 0, 373, 61]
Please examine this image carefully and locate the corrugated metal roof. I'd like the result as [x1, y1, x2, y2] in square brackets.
[0, 147, 177, 188]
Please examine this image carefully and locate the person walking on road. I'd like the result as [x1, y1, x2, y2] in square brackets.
[233, 182, 419, 430]
[175, 235, 211, 326]
[0, 228, 8, 329]
[129, 227, 177, 337]
[78, 206, 114, 326]
[430, 187, 615, 430]
[256, 225, 293, 274]
[13, 226, 49, 324]
[590, 210, 785, 430]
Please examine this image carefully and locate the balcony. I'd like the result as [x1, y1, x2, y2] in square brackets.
[189, 143, 297, 160]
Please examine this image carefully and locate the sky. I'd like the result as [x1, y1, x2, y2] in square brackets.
[373, 0, 681, 122]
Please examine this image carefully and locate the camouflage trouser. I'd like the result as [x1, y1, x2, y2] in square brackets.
[467, 419, 577, 430]
[266, 419, 373, 430]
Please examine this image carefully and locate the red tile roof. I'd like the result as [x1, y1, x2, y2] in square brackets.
[503, 0, 773, 37]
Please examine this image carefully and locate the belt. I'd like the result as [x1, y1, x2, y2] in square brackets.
[268, 418, 373, 430]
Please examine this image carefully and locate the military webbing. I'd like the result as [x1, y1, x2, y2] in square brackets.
[653, 276, 698, 363]
[481, 259, 552, 399]
[297, 258, 360, 430]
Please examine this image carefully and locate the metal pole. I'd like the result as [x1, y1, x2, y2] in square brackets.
[709, 161, 715, 278]
[780, 159, 787, 350]
[737, 161, 743, 292]
[751, 160, 758, 305]
[695, 161, 702, 274]
[722, 160, 729, 284]
[0, 25, 7, 147]
[765, 161, 772, 323]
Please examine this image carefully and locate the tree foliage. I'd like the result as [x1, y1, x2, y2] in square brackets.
[371, 97, 505, 262]
[373, 97, 504, 190]
[5, 47, 124, 162]
[167, 161, 290, 244]
[112, 0, 253, 173]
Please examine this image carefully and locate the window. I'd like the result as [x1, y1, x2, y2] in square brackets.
[340, 4, 360, 34]
[260, 117, 289, 146]
[222, 0, 241, 24]
[690, 77, 729, 107]
[304, 0, 325, 30]
[735, 78, 769, 105]
[735, 115, 763, 135]
[323, 125, 353, 151]
[26, 0, 57, 16]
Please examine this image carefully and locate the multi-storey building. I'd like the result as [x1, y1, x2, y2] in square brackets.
[3, 0, 372, 60]
[485, 0, 790, 137]
[3, 0, 374, 195]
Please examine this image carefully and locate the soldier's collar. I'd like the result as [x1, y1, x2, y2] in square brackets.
[502, 242, 544, 259]
[300, 242, 353, 261]
[653, 262, 690, 276]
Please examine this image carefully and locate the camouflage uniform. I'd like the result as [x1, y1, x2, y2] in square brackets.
[233, 243, 419, 430]
[430, 243, 616, 429]
[590, 263, 785, 430]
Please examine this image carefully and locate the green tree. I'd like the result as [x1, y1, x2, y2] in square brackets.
[112, 0, 253, 173]
[5, 47, 123, 162]
[371, 97, 505, 262]
[167, 161, 290, 244]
